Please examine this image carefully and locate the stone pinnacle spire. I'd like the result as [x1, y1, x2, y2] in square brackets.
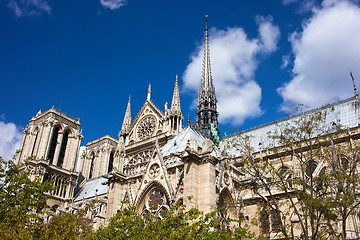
[147, 83, 151, 101]
[198, 14, 216, 100]
[166, 75, 183, 135]
[171, 75, 181, 112]
[121, 96, 131, 132]
[196, 15, 219, 143]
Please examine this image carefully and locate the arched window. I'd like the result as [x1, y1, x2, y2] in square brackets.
[138, 186, 169, 219]
[108, 151, 114, 173]
[260, 208, 281, 234]
[48, 126, 60, 164]
[305, 160, 318, 178]
[260, 211, 270, 234]
[218, 189, 237, 230]
[57, 130, 70, 168]
[31, 128, 39, 157]
[89, 153, 95, 179]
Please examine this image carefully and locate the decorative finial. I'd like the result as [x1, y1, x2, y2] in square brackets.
[120, 95, 132, 132]
[350, 71, 359, 100]
[147, 83, 151, 101]
[205, 14, 208, 31]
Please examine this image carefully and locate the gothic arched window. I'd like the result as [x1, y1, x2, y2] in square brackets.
[305, 160, 318, 178]
[139, 187, 169, 219]
[218, 190, 237, 230]
[48, 126, 60, 164]
[108, 151, 114, 173]
[260, 208, 281, 234]
[89, 153, 95, 179]
[57, 129, 70, 168]
[31, 128, 40, 157]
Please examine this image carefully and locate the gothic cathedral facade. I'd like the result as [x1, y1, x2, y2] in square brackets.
[16, 22, 360, 237]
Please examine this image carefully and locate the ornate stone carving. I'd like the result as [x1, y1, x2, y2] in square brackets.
[124, 151, 152, 175]
[223, 172, 230, 186]
[149, 163, 160, 179]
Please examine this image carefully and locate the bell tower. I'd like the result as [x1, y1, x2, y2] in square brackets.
[196, 16, 219, 143]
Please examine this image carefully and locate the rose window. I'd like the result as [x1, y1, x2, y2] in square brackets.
[140, 188, 169, 219]
[137, 116, 156, 140]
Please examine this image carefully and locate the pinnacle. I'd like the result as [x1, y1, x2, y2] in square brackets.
[120, 96, 131, 133]
[171, 75, 181, 112]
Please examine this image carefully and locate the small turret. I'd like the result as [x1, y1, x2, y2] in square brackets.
[165, 75, 183, 135]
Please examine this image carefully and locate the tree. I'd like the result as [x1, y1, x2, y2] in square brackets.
[83, 201, 255, 240]
[0, 154, 90, 240]
[0, 154, 53, 239]
[224, 107, 360, 239]
[323, 132, 360, 240]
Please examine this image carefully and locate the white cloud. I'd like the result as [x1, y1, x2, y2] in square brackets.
[0, 120, 23, 161]
[183, 17, 280, 125]
[282, 0, 299, 6]
[278, 0, 360, 111]
[281, 55, 291, 69]
[100, 0, 127, 10]
[7, 0, 51, 17]
[282, 0, 317, 13]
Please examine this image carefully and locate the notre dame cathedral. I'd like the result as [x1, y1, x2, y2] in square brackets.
[16, 23, 360, 238]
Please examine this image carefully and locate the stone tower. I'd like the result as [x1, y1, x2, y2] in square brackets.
[17, 107, 82, 208]
[196, 17, 219, 143]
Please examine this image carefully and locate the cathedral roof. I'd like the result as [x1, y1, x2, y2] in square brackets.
[161, 126, 221, 157]
[161, 126, 205, 157]
[222, 96, 360, 155]
[74, 176, 108, 202]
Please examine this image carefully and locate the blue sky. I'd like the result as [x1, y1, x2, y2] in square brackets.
[1, 0, 360, 160]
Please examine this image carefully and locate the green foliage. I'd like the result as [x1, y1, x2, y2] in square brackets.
[225, 107, 360, 240]
[84, 201, 255, 240]
[0, 155, 89, 240]
[37, 208, 91, 240]
[0, 155, 53, 239]
[0, 154, 254, 239]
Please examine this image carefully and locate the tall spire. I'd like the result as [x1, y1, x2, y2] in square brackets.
[171, 75, 181, 112]
[196, 15, 219, 143]
[199, 14, 215, 98]
[121, 96, 131, 132]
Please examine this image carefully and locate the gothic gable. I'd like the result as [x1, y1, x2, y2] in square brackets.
[134, 140, 174, 211]
[127, 100, 165, 144]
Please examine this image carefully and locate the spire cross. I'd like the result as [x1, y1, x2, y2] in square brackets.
[205, 14, 208, 31]
[350, 71, 359, 100]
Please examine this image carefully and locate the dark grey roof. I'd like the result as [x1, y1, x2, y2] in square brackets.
[74, 177, 108, 202]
